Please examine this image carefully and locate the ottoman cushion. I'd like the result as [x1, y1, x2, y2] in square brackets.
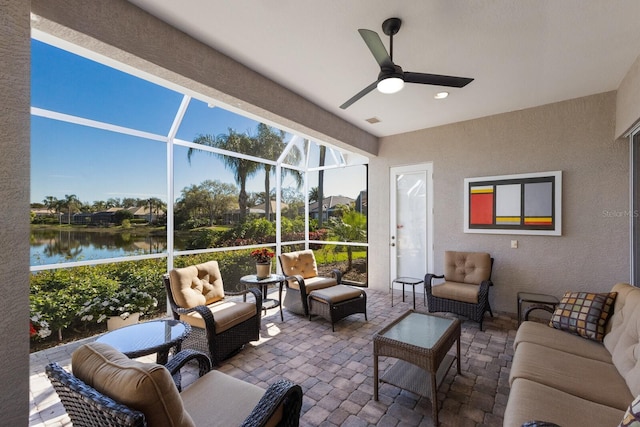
[309, 285, 363, 303]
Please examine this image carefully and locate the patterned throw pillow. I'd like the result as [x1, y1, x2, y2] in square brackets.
[548, 291, 617, 341]
[620, 395, 640, 427]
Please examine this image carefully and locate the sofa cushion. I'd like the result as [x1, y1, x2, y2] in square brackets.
[548, 291, 617, 342]
[169, 261, 225, 308]
[504, 377, 624, 427]
[514, 321, 612, 363]
[444, 251, 491, 285]
[181, 370, 282, 427]
[620, 394, 640, 427]
[180, 301, 257, 334]
[431, 281, 479, 304]
[280, 250, 319, 279]
[509, 341, 633, 410]
[72, 342, 194, 427]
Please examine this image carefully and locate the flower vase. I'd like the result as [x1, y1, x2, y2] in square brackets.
[256, 262, 271, 279]
[106, 312, 141, 331]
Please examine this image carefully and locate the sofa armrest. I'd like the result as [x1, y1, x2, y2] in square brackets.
[165, 349, 212, 379]
[240, 380, 303, 427]
[285, 274, 307, 294]
[424, 273, 445, 295]
[329, 268, 343, 284]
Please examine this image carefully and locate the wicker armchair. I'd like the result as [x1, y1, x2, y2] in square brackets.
[46, 342, 303, 427]
[425, 251, 494, 330]
[164, 260, 262, 365]
[278, 249, 342, 316]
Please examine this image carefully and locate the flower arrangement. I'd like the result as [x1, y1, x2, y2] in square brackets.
[250, 248, 275, 264]
[79, 288, 158, 323]
[30, 313, 52, 339]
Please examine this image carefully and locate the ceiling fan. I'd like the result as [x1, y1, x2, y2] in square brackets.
[340, 17, 474, 109]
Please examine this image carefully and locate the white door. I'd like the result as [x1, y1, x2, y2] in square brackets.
[389, 163, 433, 289]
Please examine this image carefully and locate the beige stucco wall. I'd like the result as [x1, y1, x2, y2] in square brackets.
[0, 0, 31, 424]
[369, 92, 629, 314]
[616, 53, 640, 138]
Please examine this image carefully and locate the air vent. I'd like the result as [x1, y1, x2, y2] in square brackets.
[365, 117, 381, 124]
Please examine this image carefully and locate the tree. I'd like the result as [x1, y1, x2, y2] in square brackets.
[174, 181, 237, 229]
[62, 194, 80, 225]
[252, 124, 303, 220]
[308, 187, 319, 203]
[328, 207, 367, 270]
[190, 129, 259, 223]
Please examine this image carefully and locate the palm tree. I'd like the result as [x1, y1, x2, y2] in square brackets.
[63, 194, 80, 225]
[328, 207, 367, 270]
[308, 187, 319, 203]
[254, 124, 303, 219]
[189, 129, 259, 223]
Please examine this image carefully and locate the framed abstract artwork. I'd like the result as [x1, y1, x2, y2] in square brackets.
[464, 171, 562, 235]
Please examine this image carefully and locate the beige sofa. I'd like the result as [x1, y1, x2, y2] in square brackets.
[504, 283, 640, 427]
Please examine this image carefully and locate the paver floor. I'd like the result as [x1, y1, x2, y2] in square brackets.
[30, 287, 517, 426]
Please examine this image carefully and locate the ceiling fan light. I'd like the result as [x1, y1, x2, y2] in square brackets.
[377, 77, 404, 94]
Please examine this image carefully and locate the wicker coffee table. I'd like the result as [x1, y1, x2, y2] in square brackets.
[373, 310, 461, 425]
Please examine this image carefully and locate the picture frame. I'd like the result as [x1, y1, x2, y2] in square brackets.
[464, 171, 562, 236]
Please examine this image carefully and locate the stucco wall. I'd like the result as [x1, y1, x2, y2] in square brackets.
[617, 53, 640, 138]
[369, 92, 629, 314]
[0, 0, 31, 424]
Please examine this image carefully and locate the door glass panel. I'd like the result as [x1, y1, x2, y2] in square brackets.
[395, 171, 427, 278]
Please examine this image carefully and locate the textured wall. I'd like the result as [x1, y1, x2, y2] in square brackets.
[30, 0, 378, 156]
[616, 53, 640, 138]
[0, 0, 31, 424]
[369, 92, 629, 314]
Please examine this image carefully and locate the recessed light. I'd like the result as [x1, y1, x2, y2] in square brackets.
[365, 117, 381, 124]
[434, 92, 449, 99]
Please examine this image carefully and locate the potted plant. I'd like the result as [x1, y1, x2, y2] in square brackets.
[250, 248, 275, 279]
[79, 287, 158, 330]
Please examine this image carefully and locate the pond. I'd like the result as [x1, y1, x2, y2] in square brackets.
[30, 228, 186, 266]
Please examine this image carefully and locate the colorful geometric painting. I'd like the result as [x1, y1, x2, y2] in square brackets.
[464, 171, 562, 236]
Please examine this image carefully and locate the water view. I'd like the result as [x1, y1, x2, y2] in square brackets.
[30, 228, 174, 265]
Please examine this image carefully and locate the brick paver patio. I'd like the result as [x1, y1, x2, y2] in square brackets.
[29, 287, 517, 426]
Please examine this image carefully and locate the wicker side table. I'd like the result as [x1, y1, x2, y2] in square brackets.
[373, 310, 461, 425]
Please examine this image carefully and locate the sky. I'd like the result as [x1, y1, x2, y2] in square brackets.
[30, 39, 366, 206]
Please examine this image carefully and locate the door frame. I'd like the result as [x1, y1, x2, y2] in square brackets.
[389, 163, 434, 288]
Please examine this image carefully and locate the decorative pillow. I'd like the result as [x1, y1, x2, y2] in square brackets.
[549, 291, 617, 341]
[619, 394, 640, 427]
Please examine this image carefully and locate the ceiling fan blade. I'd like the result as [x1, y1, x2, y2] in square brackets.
[340, 81, 378, 109]
[358, 29, 394, 69]
[404, 72, 474, 88]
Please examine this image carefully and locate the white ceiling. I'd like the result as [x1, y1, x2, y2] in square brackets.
[128, 0, 640, 138]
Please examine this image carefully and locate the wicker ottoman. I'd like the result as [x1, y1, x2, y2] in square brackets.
[307, 285, 367, 331]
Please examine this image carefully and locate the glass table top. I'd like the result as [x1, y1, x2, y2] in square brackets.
[240, 274, 286, 284]
[96, 319, 187, 354]
[381, 312, 455, 349]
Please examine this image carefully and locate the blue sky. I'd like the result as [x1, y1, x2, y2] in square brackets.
[30, 39, 366, 206]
